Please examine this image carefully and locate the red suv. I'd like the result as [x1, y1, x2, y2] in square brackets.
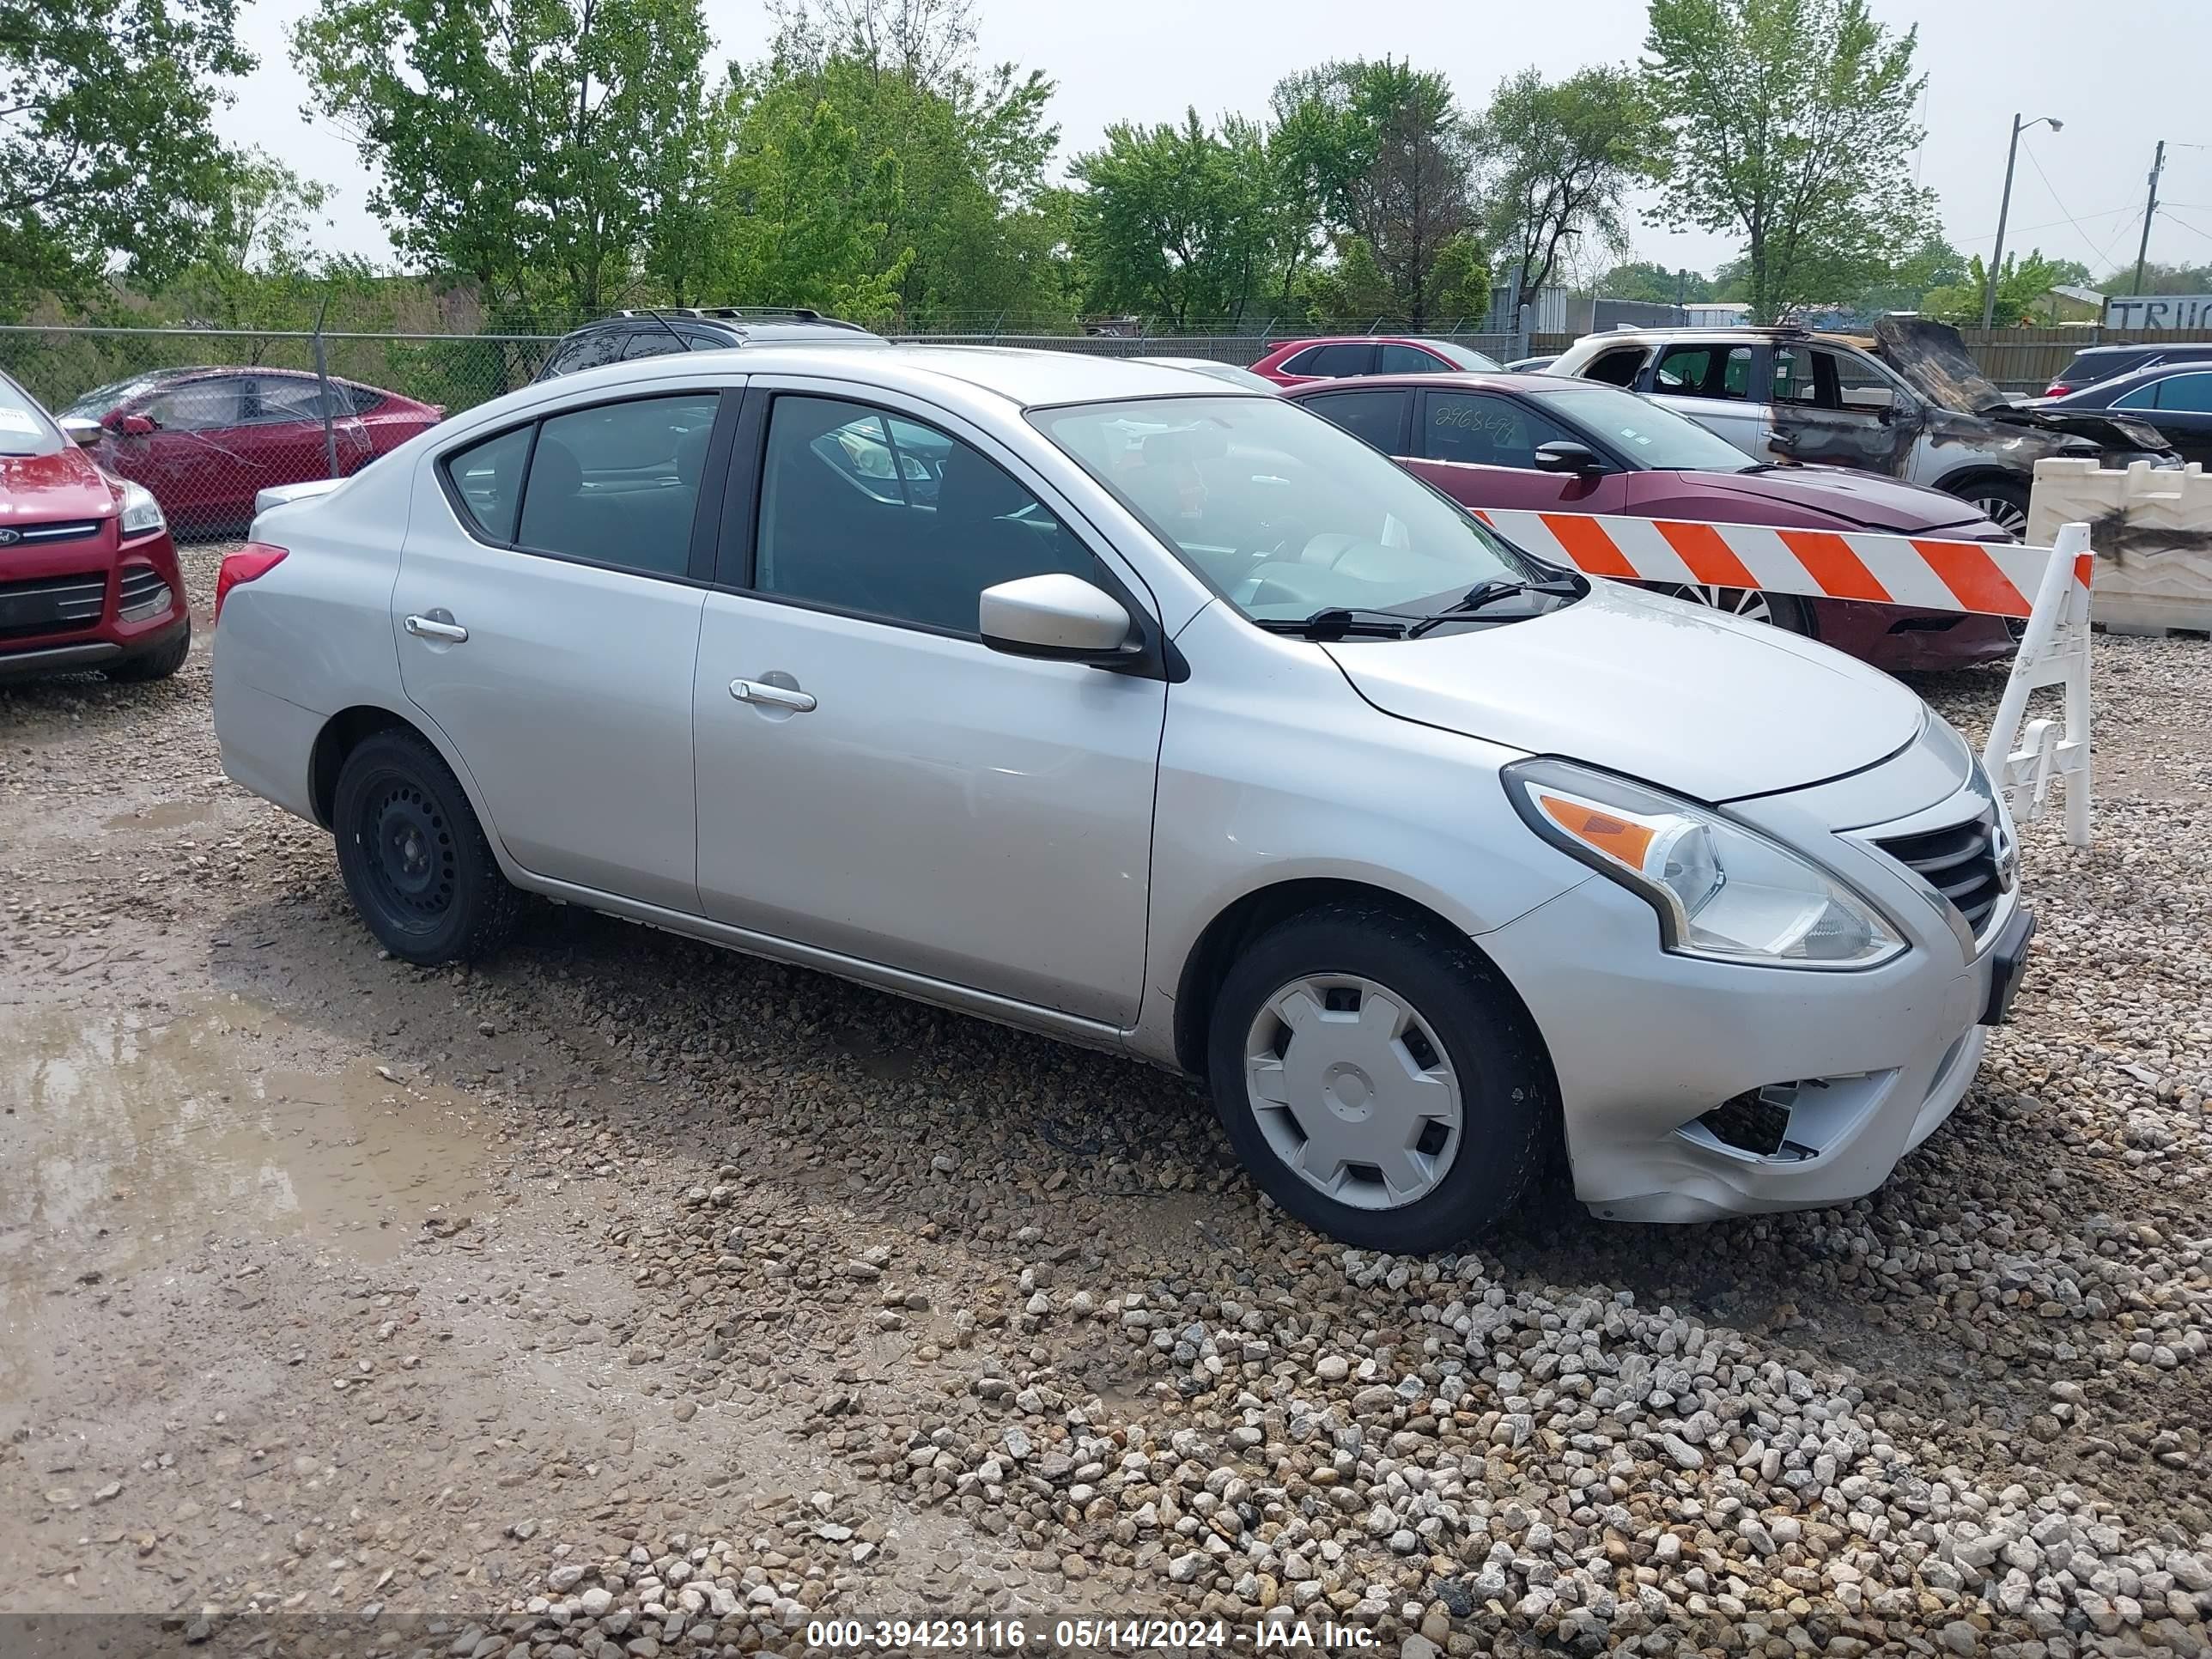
[1249, 335, 1502, 386]
[0, 371, 190, 684]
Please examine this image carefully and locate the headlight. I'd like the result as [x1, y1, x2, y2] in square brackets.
[1504, 757, 1905, 969]
[119, 482, 166, 537]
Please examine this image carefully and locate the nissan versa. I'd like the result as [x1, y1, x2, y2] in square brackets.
[211, 349, 2033, 1250]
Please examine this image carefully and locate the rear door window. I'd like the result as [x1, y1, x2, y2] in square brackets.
[1301, 388, 1412, 452]
[1285, 343, 1376, 379]
[2152, 372, 2212, 412]
[1654, 344, 1752, 400]
[1375, 342, 1446, 374]
[1421, 392, 1577, 469]
[515, 394, 721, 577]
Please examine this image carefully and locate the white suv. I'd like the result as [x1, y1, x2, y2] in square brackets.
[213, 348, 2033, 1249]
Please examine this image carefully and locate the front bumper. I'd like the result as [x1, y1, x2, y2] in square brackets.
[1480, 754, 2021, 1222]
[0, 524, 188, 682]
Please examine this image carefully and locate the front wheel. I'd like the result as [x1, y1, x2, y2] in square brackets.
[1206, 903, 1553, 1252]
[105, 623, 191, 682]
[331, 728, 521, 964]
[1955, 477, 2030, 539]
[1649, 583, 1816, 636]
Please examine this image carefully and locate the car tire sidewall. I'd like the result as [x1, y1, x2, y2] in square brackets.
[332, 733, 501, 965]
[1206, 906, 1551, 1253]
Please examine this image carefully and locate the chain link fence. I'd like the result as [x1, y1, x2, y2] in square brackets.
[10, 308, 2169, 539]
[0, 317, 1531, 539]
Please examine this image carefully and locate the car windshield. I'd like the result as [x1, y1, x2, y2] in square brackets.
[1528, 381, 1759, 472]
[1031, 395, 1541, 623]
[1416, 338, 1503, 371]
[0, 375, 62, 458]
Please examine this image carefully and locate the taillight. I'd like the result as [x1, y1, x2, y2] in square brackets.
[2046, 382, 2071, 396]
[216, 542, 288, 623]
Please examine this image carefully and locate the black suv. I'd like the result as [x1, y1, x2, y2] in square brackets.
[533, 307, 883, 381]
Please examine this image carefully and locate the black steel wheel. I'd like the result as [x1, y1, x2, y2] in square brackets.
[331, 727, 520, 963]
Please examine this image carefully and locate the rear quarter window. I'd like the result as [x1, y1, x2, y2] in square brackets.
[441, 424, 533, 542]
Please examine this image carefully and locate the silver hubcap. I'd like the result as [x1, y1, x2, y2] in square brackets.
[1668, 583, 1773, 623]
[1243, 975, 1463, 1211]
[1975, 495, 2029, 537]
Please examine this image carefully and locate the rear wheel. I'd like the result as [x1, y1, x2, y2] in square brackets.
[332, 729, 520, 964]
[1206, 902, 1552, 1252]
[1651, 583, 1816, 636]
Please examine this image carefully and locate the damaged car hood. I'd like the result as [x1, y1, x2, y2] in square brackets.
[1869, 317, 2173, 454]
[1322, 581, 1926, 802]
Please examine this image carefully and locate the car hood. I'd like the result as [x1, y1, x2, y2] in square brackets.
[1322, 581, 1926, 802]
[0, 444, 119, 524]
[1869, 317, 2174, 455]
[1682, 465, 1994, 532]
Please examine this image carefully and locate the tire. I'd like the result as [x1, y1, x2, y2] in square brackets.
[331, 728, 521, 965]
[1649, 583, 1816, 637]
[1954, 477, 2030, 539]
[104, 622, 191, 683]
[1206, 902, 1553, 1252]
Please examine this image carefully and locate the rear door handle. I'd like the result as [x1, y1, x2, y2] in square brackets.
[404, 613, 469, 643]
[729, 678, 815, 713]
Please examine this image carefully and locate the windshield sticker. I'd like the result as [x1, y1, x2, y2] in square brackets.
[0, 408, 43, 434]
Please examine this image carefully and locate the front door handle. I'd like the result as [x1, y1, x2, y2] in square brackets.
[729, 678, 816, 713]
[404, 612, 469, 643]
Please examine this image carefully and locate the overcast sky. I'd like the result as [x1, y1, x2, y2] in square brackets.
[217, 0, 2212, 292]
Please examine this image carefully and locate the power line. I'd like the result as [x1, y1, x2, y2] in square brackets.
[2019, 143, 2138, 270]
[2155, 205, 2212, 247]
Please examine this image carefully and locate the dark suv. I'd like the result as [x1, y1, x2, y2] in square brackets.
[2045, 342, 2212, 397]
[534, 307, 883, 381]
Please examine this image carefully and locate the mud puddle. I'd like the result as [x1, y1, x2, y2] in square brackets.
[100, 798, 225, 832]
[0, 994, 495, 1297]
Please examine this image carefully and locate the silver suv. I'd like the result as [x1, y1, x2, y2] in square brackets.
[1547, 319, 2174, 536]
[213, 349, 2031, 1249]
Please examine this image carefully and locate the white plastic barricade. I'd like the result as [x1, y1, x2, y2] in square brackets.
[1468, 509, 2096, 847]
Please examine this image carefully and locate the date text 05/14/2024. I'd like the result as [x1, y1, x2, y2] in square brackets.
[803, 1617, 1382, 1650]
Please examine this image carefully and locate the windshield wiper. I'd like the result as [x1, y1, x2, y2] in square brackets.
[1407, 575, 1584, 637]
[1251, 607, 1419, 640]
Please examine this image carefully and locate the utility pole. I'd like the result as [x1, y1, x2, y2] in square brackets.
[2132, 140, 2166, 301]
[1984, 112, 2064, 330]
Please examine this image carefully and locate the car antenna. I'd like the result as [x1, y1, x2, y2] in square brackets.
[638, 307, 694, 352]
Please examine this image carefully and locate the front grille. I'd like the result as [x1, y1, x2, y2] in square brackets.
[0, 518, 104, 547]
[1875, 809, 2005, 934]
[0, 571, 106, 641]
[117, 565, 173, 623]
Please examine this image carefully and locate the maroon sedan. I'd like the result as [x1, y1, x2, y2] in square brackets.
[62, 367, 442, 538]
[0, 370, 190, 684]
[1249, 335, 1502, 386]
[1286, 372, 2017, 670]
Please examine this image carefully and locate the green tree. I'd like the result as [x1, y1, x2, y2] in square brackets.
[1476, 65, 1661, 307]
[2, 0, 254, 305]
[156, 150, 346, 331]
[1598, 260, 1712, 303]
[760, 0, 1064, 325]
[1068, 111, 1284, 328]
[2102, 259, 2212, 297]
[1338, 60, 1480, 327]
[1644, 0, 1934, 323]
[293, 0, 716, 318]
[1922, 249, 2069, 328]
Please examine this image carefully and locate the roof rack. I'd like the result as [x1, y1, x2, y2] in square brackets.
[612, 306, 871, 334]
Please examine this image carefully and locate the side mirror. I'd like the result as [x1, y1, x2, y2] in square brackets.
[1532, 440, 1602, 474]
[118, 413, 158, 437]
[58, 416, 103, 448]
[979, 574, 1138, 665]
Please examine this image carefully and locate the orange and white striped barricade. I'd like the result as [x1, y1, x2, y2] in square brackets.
[1468, 510, 2096, 848]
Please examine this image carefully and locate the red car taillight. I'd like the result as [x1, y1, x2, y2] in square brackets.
[216, 542, 288, 623]
[2045, 382, 2071, 396]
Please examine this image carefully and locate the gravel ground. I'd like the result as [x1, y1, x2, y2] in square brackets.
[3, 544, 2211, 1659]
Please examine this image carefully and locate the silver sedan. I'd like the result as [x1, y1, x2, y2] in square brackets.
[214, 346, 2028, 1249]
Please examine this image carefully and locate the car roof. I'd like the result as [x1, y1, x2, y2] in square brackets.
[2080, 358, 2212, 395]
[496, 343, 1270, 415]
[1282, 370, 1546, 394]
